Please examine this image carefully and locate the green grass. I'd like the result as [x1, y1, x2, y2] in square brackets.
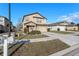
[12, 39, 70, 56]
[15, 34, 48, 40]
[50, 31, 74, 34]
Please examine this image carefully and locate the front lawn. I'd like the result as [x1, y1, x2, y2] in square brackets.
[15, 34, 48, 40]
[12, 39, 70, 56]
[50, 31, 74, 34]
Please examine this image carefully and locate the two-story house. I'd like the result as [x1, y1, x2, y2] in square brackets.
[22, 12, 48, 33]
[0, 16, 13, 33]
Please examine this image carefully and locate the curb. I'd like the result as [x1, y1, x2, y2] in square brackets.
[50, 43, 79, 56]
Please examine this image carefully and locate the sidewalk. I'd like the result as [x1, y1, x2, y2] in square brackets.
[50, 43, 79, 56]
[21, 37, 57, 43]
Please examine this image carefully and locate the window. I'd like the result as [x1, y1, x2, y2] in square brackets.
[25, 19, 28, 21]
[24, 17, 29, 21]
[35, 18, 41, 23]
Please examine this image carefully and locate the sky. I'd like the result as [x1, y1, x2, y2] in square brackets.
[0, 3, 79, 26]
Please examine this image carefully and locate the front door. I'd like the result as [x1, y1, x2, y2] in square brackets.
[24, 26, 29, 33]
[29, 26, 35, 32]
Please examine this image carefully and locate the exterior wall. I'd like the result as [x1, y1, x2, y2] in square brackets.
[36, 25, 47, 32]
[4, 19, 10, 32]
[48, 25, 78, 31]
[0, 16, 11, 33]
[26, 22, 36, 32]
[66, 26, 78, 31]
[22, 13, 47, 33]
[22, 22, 36, 32]
[23, 14, 46, 24]
[49, 26, 66, 31]
[0, 17, 5, 26]
[0, 25, 4, 33]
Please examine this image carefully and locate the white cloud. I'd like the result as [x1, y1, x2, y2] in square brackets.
[57, 12, 79, 22]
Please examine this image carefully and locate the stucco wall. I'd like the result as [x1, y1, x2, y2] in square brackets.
[36, 25, 47, 32]
[49, 25, 78, 31]
[66, 26, 78, 31]
[23, 14, 46, 24]
[49, 26, 66, 31]
[22, 13, 47, 32]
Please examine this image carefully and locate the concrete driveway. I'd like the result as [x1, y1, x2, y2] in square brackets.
[42, 32, 79, 46]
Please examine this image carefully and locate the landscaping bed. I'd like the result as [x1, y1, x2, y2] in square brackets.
[12, 39, 70, 56]
[15, 34, 48, 40]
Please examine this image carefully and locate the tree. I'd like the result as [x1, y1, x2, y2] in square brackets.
[71, 22, 75, 25]
[16, 17, 23, 32]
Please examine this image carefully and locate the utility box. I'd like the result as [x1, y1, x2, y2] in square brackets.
[7, 32, 15, 44]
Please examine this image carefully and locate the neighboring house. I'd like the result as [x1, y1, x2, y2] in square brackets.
[11, 26, 16, 32]
[0, 16, 13, 33]
[48, 21, 78, 31]
[21, 12, 48, 33]
[0, 25, 4, 33]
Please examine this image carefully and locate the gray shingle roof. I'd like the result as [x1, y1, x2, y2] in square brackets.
[22, 12, 47, 22]
[48, 21, 77, 26]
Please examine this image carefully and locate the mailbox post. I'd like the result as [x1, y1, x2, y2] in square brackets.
[3, 39, 8, 56]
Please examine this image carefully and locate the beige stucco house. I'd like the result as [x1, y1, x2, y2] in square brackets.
[20, 12, 78, 33]
[48, 21, 78, 31]
[21, 12, 48, 33]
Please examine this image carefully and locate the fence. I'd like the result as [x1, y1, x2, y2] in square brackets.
[0, 35, 30, 56]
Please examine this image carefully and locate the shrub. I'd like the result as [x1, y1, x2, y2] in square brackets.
[47, 28, 50, 32]
[28, 30, 41, 35]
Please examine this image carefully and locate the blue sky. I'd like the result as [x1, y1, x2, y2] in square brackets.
[0, 3, 79, 26]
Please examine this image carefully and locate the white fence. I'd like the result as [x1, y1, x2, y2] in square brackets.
[0, 33, 15, 56]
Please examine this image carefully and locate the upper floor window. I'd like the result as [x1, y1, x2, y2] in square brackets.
[24, 17, 29, 22]
[25, 19, 28, 21]
[35, 18, 41, 23]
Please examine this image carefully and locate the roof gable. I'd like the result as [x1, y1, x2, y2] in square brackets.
[0, 16, 11, 23]
[24, 21, 36, 25]
[22, 12, 47, 22]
